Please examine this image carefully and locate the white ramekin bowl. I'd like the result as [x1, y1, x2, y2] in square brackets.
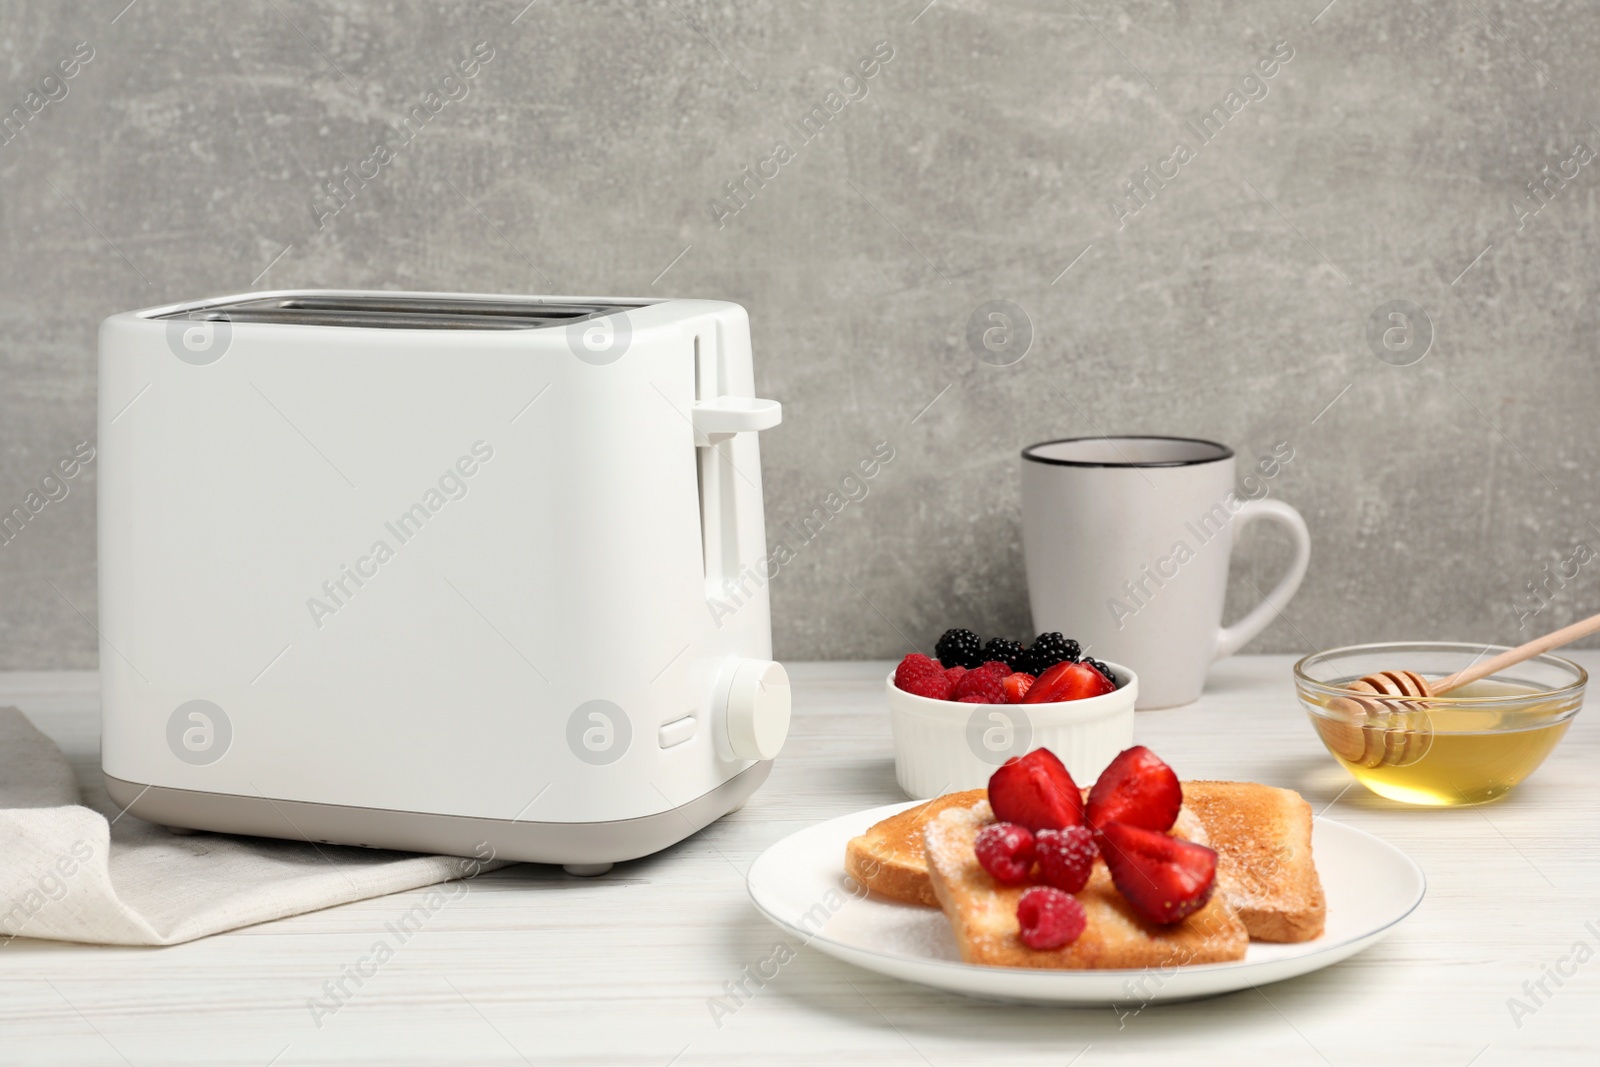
[885, 662, 1137, 799]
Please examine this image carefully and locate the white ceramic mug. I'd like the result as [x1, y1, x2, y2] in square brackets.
[1020, 436, 1310, 709]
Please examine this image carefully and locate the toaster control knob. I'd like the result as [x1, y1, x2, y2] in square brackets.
[724, 659, 791, 761]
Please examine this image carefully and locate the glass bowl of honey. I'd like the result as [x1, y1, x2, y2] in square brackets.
[1293, 642, 1585, 805]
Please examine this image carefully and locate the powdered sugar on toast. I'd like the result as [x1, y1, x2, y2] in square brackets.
[922, 799, 994, 874]
[1172, 805, 1209, 848]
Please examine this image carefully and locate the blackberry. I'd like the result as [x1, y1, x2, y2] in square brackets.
[1085, 658, 1117, 686]
[982, 638, 1027, 672]
[1021, 632, 1080, 676]
[934, 628, 984, 669]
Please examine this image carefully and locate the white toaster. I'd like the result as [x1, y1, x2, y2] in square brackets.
[97, 291, 790, 873]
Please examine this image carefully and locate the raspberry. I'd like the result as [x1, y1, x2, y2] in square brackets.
[1035, 825, 1097, 893]
[979, 660, 1013, 675]
[950, 667, 1005, 704]
[894, 654, 952, 700]
[943, 665, 968, 686]
[1016, 886, 1087, 950]
[974, 822, 1035, 885]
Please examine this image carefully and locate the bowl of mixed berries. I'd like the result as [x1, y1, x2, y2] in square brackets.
[887, 629, 1137, 799]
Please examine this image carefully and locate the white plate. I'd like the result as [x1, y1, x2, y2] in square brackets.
[747, 800, 1425, 1004]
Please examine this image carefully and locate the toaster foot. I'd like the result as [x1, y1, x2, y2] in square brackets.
[562, 862, 613, 877]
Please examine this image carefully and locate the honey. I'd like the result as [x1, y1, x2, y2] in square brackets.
[1307, 679, 1574, 806]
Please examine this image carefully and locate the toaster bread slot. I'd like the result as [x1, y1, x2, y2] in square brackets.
[698, 441, 741, 590]
[151, 294, 652, 331]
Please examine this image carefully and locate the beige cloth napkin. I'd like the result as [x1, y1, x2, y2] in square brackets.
[0, 706, 508, 945]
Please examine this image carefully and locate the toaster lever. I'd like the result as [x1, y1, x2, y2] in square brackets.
[691, 396, 782, 443]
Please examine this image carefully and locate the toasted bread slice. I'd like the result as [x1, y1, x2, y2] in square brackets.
[1181, 781, 1325, 943]
[845, 789, 987, 906]
[847, 781, 1327, 944]
[923, 799, 1248, 969]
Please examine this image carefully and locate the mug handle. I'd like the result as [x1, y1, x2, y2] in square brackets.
[1213, 499, 1311, 662]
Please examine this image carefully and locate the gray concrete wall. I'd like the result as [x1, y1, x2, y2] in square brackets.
[2, 0, 1597, 668]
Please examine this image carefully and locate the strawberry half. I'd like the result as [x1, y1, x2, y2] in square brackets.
[1085, 745, 1182, 833]
[1000, 672, 1035, 704]
[987, 748, 1083, 831]
[1098, 820, 1217, 925]
[1022, 661, 1114, 704]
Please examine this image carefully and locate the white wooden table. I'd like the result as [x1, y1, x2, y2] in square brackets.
[2, 658, 1596, 1066]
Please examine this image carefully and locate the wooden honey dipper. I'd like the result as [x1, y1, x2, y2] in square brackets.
[1326, 610, 1600, 768]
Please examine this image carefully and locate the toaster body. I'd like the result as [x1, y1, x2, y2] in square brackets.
[98, 292, 789, 870]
